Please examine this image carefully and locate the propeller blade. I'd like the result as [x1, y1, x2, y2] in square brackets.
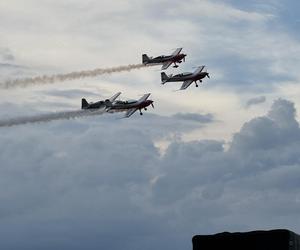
[151, 103, 154, 109]
[207, 73, 210, 78]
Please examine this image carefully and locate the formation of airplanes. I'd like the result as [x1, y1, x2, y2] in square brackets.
[81, 47, 209, 118]
[143, 47, 210, 90]
[82, 92, 154, 118]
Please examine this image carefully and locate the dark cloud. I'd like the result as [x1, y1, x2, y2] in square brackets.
[1, 99, 300, 249]
[0, 48, 14, 62]
[246, 96, 266, 108]
[152, 98, 300, 233]
[231, 99, 300, 152]
[0, 112, 203, 250]
[40, 89, 102, 99]
[0, 48, 31, 81]
[172, 113, 214, 123]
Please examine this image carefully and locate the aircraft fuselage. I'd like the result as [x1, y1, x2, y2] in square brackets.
[109, 99, 153, 111]
[147, 53, 186, 64]
[168, 72, 208, 82]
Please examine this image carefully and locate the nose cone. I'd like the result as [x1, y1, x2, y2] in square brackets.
[149, 100, 154, 109]
[146, 100, 153, 106]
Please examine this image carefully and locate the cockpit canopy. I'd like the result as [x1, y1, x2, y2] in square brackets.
[125, 99, 137, 104]
[174, 72, 192, 77]
[115, 99, 137, 105]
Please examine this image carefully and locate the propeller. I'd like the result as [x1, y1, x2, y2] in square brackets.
[207, 72, 210, 79]
[151, 102, 154, 109]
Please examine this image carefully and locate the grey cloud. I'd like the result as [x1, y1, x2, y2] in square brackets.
[152, 140, 225, 204]
[0, 46, 32, 82]
[40, 89, 102, 98]
[0, 115, 181, 250]
[151, 99, 300, 231]
[245, 96, 266, 108]
[231, 99, 300, 153]
[1, 99, 300, 249]
[0, 48, 14, 62]
[0, 63, 28, 77]
[267, 98, 299, 129]
[172, 113, 214, 123]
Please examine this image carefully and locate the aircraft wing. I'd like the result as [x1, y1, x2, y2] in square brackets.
[194, 65, 205, 75]
[138, 93, 151, 102]
[161, 61, 173, 70]
[124, 108, 138, 118]
[109, 92, 121, 102]
[172, 48, 182, 56]
[180, 80, 193, 90]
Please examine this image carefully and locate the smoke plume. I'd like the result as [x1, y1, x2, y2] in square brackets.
[1, 64, 148, 89]
[0, 109, 107, 127]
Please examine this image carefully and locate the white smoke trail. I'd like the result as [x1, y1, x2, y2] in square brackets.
[0, 109, 107, 127]
[1, 64, 148, 89]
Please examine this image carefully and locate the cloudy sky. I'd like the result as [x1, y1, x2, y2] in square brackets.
[1, 0, 300, 249]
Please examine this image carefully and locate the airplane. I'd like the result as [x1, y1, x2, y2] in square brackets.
[81, 92, 121, 110]
[161, 65, 210, 90]
[106, 93, 154, 118]
[142, 48, 186, 70]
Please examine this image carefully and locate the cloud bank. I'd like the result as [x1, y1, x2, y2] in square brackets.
[0, 99, 300, 250]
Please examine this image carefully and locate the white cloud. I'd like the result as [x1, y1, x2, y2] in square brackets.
[166, 0, 273, 22]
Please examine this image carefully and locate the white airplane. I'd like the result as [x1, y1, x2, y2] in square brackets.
[81, 92, 121, 110]
[142, 48, 187, 70]
[161, 66, 210, 90]
[106, 93, 154, 118]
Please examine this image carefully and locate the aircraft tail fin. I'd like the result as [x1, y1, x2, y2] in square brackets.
[161, 72, 169, 84]
[81, 98, 89, 109]
[142, 54, 150, 64]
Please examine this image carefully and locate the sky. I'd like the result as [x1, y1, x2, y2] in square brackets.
[1, 0, 300, 249]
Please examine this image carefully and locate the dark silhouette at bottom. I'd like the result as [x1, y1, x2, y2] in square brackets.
[193, 229, 300, 250]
